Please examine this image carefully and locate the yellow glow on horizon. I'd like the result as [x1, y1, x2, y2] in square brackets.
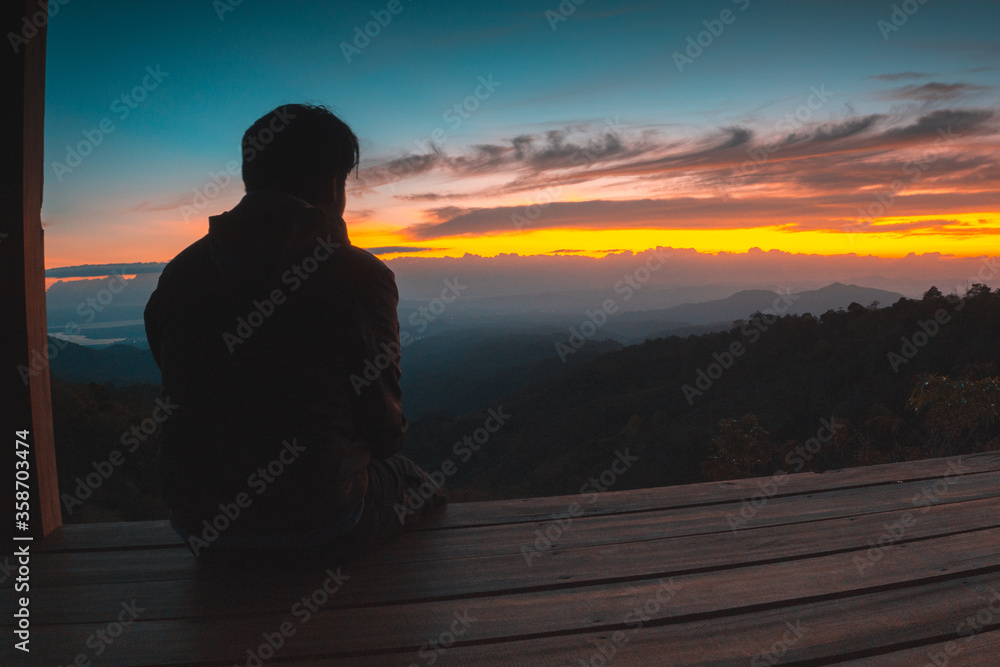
[47, 211, 1000, 268]
[365, 211, 1000, 260]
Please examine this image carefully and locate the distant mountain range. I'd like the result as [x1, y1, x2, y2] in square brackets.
[46, 282, 908, 394]
[46, 274, 906, 350]
[622, 283, 905, 327]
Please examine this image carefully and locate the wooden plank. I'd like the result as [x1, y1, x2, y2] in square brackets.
[21, 521, 1000, 646]
[19, 496, 1000, 612]
[1, 0, 61, 540]
[23, 467, 1000, 614]
[418, 451, 999, 529]
[21, 0, 60, 540]
[369, 469, 1000, 564]
[22, 497, 1000, 595]
[25, 555, 1000, 665]
[38, 455, 1000, 553]
[40, 521, 182, 552]
[193, 630, 1000, 667]
[14, 454, 1000, 663]
[42, 467, 1000, 557]
[350, 572, 1000, 667]
[842, 628, 1000, 666]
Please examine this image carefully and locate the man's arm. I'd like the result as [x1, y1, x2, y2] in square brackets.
[144, 280, 166, 369]
[356, 261, 407, 459]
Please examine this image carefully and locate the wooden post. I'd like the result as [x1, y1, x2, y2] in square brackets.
[2, 0, 61, 538]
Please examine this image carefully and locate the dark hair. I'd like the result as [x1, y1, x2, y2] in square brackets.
[241, 104, 359, 204]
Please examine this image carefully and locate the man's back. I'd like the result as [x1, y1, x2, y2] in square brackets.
[145, 190, 406, 539]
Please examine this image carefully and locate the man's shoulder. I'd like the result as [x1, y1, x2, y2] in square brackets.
[335, 243, 396, 282]
[159, 235, 213, 283]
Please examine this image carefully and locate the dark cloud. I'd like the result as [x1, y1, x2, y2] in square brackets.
[403, 183, 1000, 240]
[447, 143, 515, 174]
[886, 108, 995, 137]
[525, 129, 632, 169]
[711, 126, 754, 152]
[425, 205, 475, 221]
[806, 115, 883, 142]
[364, 246, 433, 255]
[364, 108, 998, 229]
[358, 122, 654, 191]
[46, 262, 167, 278]
[395, 192, 477, 201]
[871, 72, 931, 81]
[355, 145, 445, 189]
[883, 82, 989, 102]
[405, 197, 800, 239]
[397, 193, 446, 201]
[129, 197, 193, 213]
[838, 218, 1000, 237]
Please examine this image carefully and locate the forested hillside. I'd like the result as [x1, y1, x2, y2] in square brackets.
[49, 285, 1000, 520]
[403, 285, 1000, 500]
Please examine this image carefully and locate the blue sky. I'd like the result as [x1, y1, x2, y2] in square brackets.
[41, 0, 1000, 268]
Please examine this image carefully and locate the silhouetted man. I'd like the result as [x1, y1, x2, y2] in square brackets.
[145, 104, 444, 563]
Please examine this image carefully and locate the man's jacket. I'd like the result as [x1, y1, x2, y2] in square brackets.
[144, 191, 406, 537]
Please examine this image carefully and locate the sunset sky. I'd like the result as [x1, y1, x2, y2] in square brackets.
[41, 0, 999, 272]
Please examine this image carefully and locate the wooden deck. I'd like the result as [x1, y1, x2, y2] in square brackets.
[7, 451, 1000, 666]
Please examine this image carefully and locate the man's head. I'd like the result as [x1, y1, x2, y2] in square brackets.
[241, 104, 359, 217]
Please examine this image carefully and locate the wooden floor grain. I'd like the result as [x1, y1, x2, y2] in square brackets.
[12, 451, 1000, 666]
